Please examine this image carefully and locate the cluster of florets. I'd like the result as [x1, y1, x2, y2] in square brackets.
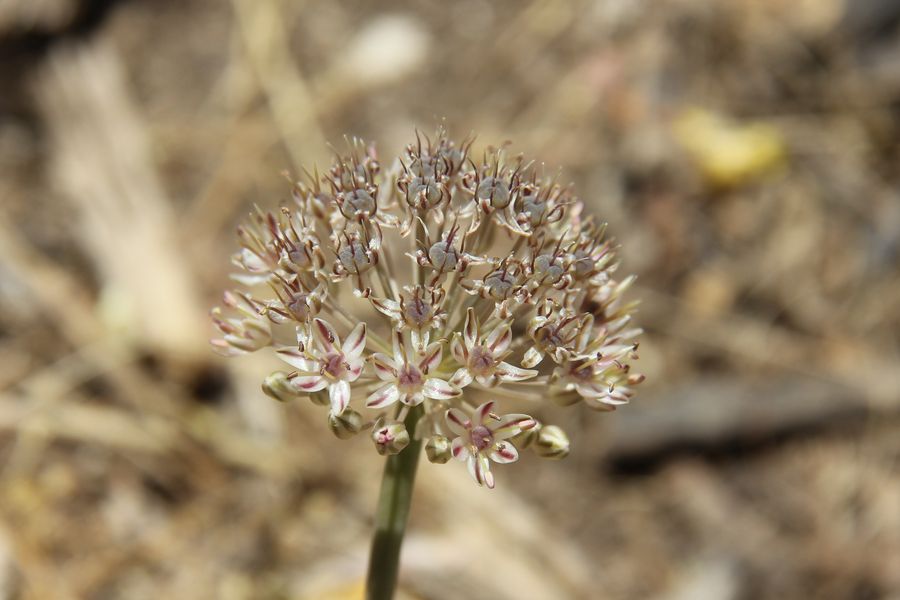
[212, 130, 643, 489]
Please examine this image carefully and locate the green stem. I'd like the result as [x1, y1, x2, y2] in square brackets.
[365, 405, 423, 600]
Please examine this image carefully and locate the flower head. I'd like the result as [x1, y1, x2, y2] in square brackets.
[211, 129, 644, 488]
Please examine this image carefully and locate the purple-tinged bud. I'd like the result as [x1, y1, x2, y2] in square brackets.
[372, 422, 410, 456]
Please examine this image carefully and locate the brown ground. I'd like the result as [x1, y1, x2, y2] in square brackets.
[0, 0, 898, 598]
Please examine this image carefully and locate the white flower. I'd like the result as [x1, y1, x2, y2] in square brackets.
[210, 291, 271, 356]
[551, 354, 642, 411]
[445, 401, 536, 489]
[367, 331, 460, 409]
[276, 318, 366, 416]
[450, 308, 537, 388]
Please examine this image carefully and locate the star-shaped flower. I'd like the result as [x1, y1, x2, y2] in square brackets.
[450, 308, 537, 388]
[445, 401, 536, 489]
[367, 331, 460, 409]
[276, 318, 366, 416]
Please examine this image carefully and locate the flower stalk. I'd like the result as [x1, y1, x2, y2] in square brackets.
[365, 404, 423, 600]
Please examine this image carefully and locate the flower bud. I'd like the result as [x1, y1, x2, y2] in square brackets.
[511, 421, 541, 449]
[372, 422, 410, 456]
[425, 435, 451, 464]
[328, 409, 363, 439]
[309, 390, 330, 406]
[550, 390, 581, 407]
[534, 425, 570, 459]
[261, 371, 298, 402]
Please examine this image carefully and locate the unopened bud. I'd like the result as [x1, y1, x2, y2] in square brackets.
[425, 435, 451, 464]
[511, 421, 541, 449]
[534, 425, 570, 459]
[372, 422, 410, 456]
[328, 409, 363, 439]
[262, 371, 298, 402]
[309, 390, 330, 406]
[550, 390, 581, 407]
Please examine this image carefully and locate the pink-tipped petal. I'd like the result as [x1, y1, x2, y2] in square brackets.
[329, 380, 351, 415]
[371, 353, 398, 380]
[342, 322, 367, 358]
[463, 307, 478, 350]
[496, 362, 538, 382]
[423, 378, 460, 400]
[418, 342, 443, 374]
[490, 414, 537, 440]
[489, 441, 519, 464]
[485, 324, 512, 354]
[466, 454, 480, 484]
[313, 318, 340, 353]
[445, 408, 471, 437]
[468, 453, 494, 488]
[366, 384, 400, 409]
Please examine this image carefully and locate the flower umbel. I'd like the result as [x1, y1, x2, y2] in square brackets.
[211, 129, 644, 488]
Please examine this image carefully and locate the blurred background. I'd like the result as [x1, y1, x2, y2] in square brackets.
[1, 0, 899, 598]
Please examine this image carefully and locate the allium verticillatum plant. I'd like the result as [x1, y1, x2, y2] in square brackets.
[211, 130, 643, 598]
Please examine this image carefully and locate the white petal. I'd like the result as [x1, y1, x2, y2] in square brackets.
[371, 297, 401, 319]
[474, 401, 495, 425]
[445, 408, 471, 437]
[366, 384, 400, 409]
[574, 383, 606, 399]
[490, 414, 537, 440]
[275, 348, 318, 372]
[451, 437, 470, 461]
[450, 334, 468, 364]
[289, 375, 328, 393]
[468, 453, 494, 488]
[313, 318, 340, 353]
[450, 368, 473, 389]
[466, 454, 479, 483]
[575, 313, 594, 352]
[370, 353, 398, 380]
[485, 323, 512, 354]
[418, 342, 443, 374]
[403, 392, 425, 406]
[489, 441, 519, 464]
[329, 380, 350, 415]
[391, 330, 405, 365]
[423, 378, 460, 400]
[496, 362, 538, 382]
[342, 322, 367, 358]
[464, 307, 478, 350]
[346, 359, 364, 381]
